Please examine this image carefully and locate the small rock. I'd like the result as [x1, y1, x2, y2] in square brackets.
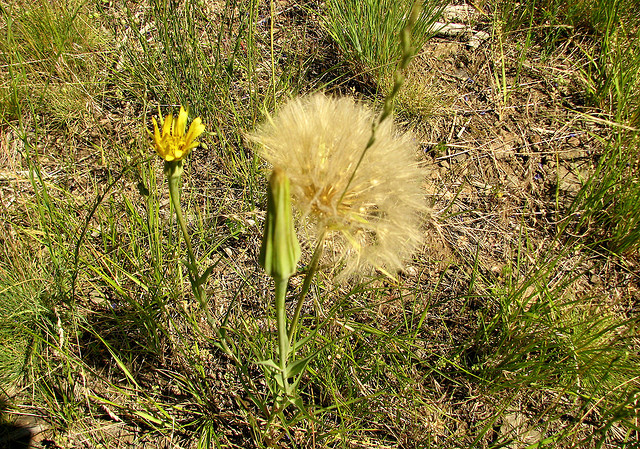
[429, 22, 468, 36]
[558, 149, 581, 160]
[90, 289, 106, 305]
[500, 411, 543, 449]
[468, 31, 490, 50]
[441, 4, 478, 22]
[403, 266, 418, 277]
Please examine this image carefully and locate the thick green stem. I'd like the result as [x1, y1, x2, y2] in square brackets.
[274, 276, 290, 394]
[167, 172, 198, 273]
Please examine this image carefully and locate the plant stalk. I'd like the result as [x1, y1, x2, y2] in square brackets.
[167, 171, 198, 275]
[166, 163, 235, 358]
[275, 276, 291, 394]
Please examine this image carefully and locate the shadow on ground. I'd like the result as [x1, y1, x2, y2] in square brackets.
[0, 398, 32, 449]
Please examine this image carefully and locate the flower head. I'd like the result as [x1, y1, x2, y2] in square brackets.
[250, 93, 425, 278]
[152, 106, 205, 161]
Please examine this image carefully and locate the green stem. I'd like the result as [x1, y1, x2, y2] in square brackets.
[288, 232, 325, 344]
[165, 162, 235, 359]
[275, 276, 290, 394]
[167, 172, 198, 273]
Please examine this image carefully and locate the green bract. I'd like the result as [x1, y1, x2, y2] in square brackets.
[259, 168, 301, 281]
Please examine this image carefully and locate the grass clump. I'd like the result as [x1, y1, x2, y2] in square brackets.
[493, 0, 640, 254]
[571, 134, 640, 254]
[568, 1, 640, 254]
[0, 0, 108, 124]
[323, 0, 443, 88]
[0, 251, 48, 386]
[480, 248, 638, 425]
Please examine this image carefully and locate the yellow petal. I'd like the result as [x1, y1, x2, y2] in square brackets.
[162, 113, 173, 137]
[152, 117, 161, 143]
[154, 141, 166, 158]
[185, 117, 205, 144]
[156, 105, 164, 127]
[175, 106, 188, 137]
[185, 141, 200, 152]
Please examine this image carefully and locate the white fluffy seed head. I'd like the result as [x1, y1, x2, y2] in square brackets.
[250, 93, 426, 279]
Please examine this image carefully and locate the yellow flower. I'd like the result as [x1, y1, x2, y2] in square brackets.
[250, 93, 426, 279]
[152, 106, 205, 161]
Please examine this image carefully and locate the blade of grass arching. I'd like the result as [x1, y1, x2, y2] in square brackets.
[480, 252, 637, 441]
[569, 130, 640, 253]
[471, 391, 523, 448]
[269, 0, 277, 108]
[0, 261, 49, 385]
[70, 159, 140, 303]
[119, 189, 177, 287]
[143, 165, 166, 279]
[569, 3, 640, 253]
[90, 250, 171, 359]
[126, 186, 167, 286]
[23, 143, 67, 294]
[467, 244, 481, 298]
[478, 226, 561, 350]
[438, 179, 469, 219]
[323, 0, 443, 86]
[322, 290, 486, 382]
[517, 2, 536, 83]
[196, 421, 225, 449]
[88, 395, 165, 427]
[86, 248, 149, 295]
[498, 27, 508, 114]
[0, 7, 24, 121]
[232, 319, 273, 415]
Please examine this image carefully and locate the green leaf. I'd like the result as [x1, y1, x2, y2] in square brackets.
[284, 355, 312, 379]
[291, 333, 315, 353]
[198, 264, 215, 286]
[256, 358, 281, 373]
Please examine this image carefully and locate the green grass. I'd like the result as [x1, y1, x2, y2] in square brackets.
[0, 0, 107, 124]
[0, 245, 49, 387]
[570, 134, 640, 255]
[323, 0, 443, 88]
[493, 0, 640, 255]
[0, 0, 638, 447]
[475, 241, 638, 446]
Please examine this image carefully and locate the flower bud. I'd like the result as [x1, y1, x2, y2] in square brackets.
[259, 168, 301, 280]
